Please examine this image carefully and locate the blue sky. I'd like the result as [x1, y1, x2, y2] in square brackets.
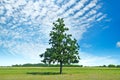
[0, 0, 120, 66]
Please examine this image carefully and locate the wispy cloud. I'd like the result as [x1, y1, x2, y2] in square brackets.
[81, 43, 92, 49]
[116, 41, 120, 48]
[0, 0, 106, 60]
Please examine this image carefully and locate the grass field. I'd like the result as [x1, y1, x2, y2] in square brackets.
[0, 67, 120, 80]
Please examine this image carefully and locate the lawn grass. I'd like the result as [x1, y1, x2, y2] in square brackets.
[0, 67, 120, 80]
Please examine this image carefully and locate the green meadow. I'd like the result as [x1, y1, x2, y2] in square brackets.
[0, 67, 120, 80]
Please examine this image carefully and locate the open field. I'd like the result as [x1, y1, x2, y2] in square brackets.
[0, 67, 120, 80]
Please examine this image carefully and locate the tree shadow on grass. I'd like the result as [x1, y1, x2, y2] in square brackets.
[27, 72, 65, 75]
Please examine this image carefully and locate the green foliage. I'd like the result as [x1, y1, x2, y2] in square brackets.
[40, 18, 80, 74]
[96, 64, 120, 68]
[12, 63, 83, 67]
[108, 64, 116, 67]
[102, 65, 107, 67]
[116, 65, 120, 68]
[99, 65, 107, 67]
[12, 63, 48, 67]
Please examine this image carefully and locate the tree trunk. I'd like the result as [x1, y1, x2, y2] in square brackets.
[60, 61, 63, 74]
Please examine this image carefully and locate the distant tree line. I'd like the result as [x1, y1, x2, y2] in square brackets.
[12, 63, 83, 67]
[12, 63, 120, 68]
[99, 64, 120, 68]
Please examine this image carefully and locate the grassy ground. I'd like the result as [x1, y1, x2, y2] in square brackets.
[0, 67, 120, 80]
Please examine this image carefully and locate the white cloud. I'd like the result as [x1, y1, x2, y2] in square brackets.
[56, 0, 76, 15]
[56, 0, 63, 4]
[116, 41, 120, 48]
[0, 0, 107, 63]
[9, 42, 50, 59]
[0, 17, 6, 24]
[62, 0, 88, 18]
[0, 6, 5, 15]
[97, 14, 107, 21]
[73, 0, 98, 19]
[79, 52, 119, 66]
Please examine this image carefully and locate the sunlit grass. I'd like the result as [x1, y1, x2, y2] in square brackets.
[0, 67, 120, 80]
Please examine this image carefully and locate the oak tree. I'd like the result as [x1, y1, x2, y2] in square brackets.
[40, 18, 80, 74]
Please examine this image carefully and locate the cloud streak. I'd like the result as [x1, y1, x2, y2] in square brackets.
[0, 0, 106, 61]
